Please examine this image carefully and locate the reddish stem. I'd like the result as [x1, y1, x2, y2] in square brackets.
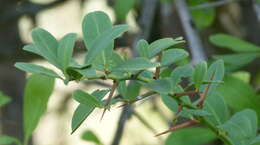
[155, 120, 198, 137]
[197, 72, 216, 108]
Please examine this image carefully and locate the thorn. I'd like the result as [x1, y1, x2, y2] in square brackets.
[100, 108, 106, 122]
[100, 81, 118, 121]
[154, 120, 198, 137]
[117, 103, 128, 108]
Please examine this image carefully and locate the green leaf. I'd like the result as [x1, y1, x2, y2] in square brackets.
[76, 67, 97, 78]
[218, 109, 258, 145]
[161, 49, 189, 66]
[217, 75, 260, 124]
[15, 62, 61, 79]
[192, 61, 207, 88]
[71, 90, 108, 134]
[31, 28, 60, 68]
[82, 11, 113, 70]
[203, 93, 230, 126]
[117, 81, 127, 97]
[85, 24, 130, 64]
[0, 136, 22, 145]
[170, 64, 193, 88]
[71, 104, 95, 134]
[73, 90, 102, 108]
[213, 53, 260, 71]
[71, 104, 94, 134]
[145, 78, 172, 94]
[210, 34, 260, 52]
[136, 39, 149, 58]
[57, 33, 77, 71]
[114, 0, 136, 21]
[200, 60, 224, 96]
[161, 94, 178, 113]
[65, 67, 83, 81]
[22, 44, 41, 56]
[23, 74, 55, 141]
[82, 11, 113, 49]
[165, 127, 216, 145]
[107, 52, 124, 70]
[251, 135, 260, 145]
[113, 57, 159, 72]
[0, 92, 11, 108]
[118, 81, 140, 100]
[191, 6, 215, 29]
[81, 130, 103, 145]
[149, 38, 180, 57]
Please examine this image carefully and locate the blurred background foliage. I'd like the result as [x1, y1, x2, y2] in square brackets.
[0, 0, 260, 145]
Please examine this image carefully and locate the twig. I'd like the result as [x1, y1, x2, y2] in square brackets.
[118, 90, 198, 108]
[175, 0, 206, 64]
[100, 81, 118, 121]
[190, 0, 240, 10]
[117, 91, 157, 108]
[155, 120, 198, 137]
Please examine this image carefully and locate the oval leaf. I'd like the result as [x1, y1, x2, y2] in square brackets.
[136, 39, 149, 58]
[165, 127, 216, 145]
[218, 109, 258, 145]
[31, 28, 60, 68]
[192, 61, 207, 88]
[81, 130, 103, 145]
[113, 57, 159, 72]
[85, 24, 130, 64]
[71, 90, 108, 134]
[82, 11, 113, 70]
[149, 38, 179, 57]
[57, 33, 77, 71]
[210, 34, 260, 52]
[15, 62, 61, 79]
[161, 49, 189, 66]
[23, 74, 55, 141]
[73, 90, 102, 108]
[145, 78, 172, 94]
[203, 93, 230, 126]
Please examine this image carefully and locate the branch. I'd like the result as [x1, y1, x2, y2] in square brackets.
[111, 106, 133, 145]
[175, 0, 206, 64]
[117, 91, 157, 108]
